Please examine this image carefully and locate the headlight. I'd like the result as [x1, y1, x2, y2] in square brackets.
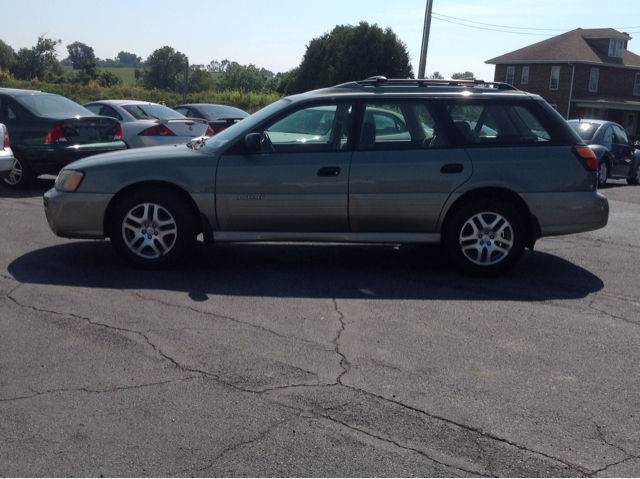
[55, 170, 85, 192]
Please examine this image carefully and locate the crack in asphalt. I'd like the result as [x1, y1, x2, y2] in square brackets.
[190, 416, 298, 475]
[588, 300, 640, 326]
[0, 378, 198, 403]
[3, 283, 634, 476]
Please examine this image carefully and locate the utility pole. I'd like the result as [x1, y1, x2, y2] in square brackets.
[183, 61, 189, 104]
[418, 0, 434, 79]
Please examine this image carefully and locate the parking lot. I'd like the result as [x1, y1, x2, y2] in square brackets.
[1, 177, 639, 477]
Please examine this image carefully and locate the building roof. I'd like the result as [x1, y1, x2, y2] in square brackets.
[486, 28, 640, 68]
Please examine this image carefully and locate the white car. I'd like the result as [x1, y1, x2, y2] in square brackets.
[83, 100, 214, 148]
[0, 123, 15, 180]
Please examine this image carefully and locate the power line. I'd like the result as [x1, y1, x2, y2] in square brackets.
[432, 12, 640, 36]
[432, 12, 567, 32]
[431, 15, 555, 36]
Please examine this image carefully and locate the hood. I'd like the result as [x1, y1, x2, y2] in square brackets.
[66, 143, 209, 170]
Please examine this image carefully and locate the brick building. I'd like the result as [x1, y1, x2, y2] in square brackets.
[486, 28, 640, 139]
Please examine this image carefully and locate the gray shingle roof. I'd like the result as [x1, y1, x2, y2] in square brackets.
[486, 28, 640, 67]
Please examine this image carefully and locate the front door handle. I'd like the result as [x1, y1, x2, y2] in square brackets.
[317, 166, 341, 177]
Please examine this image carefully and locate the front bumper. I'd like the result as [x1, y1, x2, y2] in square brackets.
[43, 188, 114, 239]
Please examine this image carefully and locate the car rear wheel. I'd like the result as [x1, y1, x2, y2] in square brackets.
[626, 163, 640, 185]
[443, 199, 525, 277]
[2, 154, 33, 189]
[598, 160, 609, 187]
[108, 188, 198, 269]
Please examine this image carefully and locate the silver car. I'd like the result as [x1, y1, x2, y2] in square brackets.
[0, 123, 15, 180]
[83, 100, 213, 148]
[45, 78, 609, 276]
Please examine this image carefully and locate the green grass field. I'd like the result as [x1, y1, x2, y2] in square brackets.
[61, 65, 137, 84]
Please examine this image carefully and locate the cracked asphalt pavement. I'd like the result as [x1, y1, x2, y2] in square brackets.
[1, 178, 639, 477]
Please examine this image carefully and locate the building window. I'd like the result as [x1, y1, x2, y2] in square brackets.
[521, 66, 530, 84]
[609, 39, 624, 58]
[549, 66, 560, 90]
[589, 68, 599, 92]
[635, 73, 640, 96]
[505, 66, 515, 85]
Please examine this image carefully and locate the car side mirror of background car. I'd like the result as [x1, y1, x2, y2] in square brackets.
[244, 133, 261, 153]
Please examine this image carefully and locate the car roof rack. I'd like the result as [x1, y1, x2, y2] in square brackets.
[355, 76, 518, 91]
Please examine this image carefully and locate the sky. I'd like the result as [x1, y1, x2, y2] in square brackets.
[2, 0, 640, 81]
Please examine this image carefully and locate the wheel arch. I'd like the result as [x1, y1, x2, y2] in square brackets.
[440, 187, 539, 250]
[103, 180, 205, 239]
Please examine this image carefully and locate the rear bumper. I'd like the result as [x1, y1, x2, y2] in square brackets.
[522, 191, 609, 237]
[20, 141, 127, 175]
[0, 148, 13, 178]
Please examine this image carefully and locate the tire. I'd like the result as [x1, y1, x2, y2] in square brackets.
[108, 188, 199, 269]
[598, 160, 609, 188]
[443, 199, 526, 277]
[626, 163, 640, 185]
[2, 153, 33, 189]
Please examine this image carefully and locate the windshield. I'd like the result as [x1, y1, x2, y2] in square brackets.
[203, 99, 291, 151]
[16, 94, 92, 117]
[123, 103, 186, 120]
[569, 122, 599, 142]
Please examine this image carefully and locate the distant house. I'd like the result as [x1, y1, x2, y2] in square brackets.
[486, 28, 640, 139]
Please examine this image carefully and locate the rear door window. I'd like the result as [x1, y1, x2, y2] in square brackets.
[358, 102, 443, 150]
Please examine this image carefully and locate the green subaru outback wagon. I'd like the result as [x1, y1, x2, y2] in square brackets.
[44, 78, 609, 276]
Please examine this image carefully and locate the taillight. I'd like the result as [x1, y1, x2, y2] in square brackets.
[114, 123, 123, 140]
[217, 125, 228, 133]
[573, 145, 598, 171]
[205, 125, 216, 137]
[138, 124, 176, 136]
[2, 126, 9, 149]
[43, 124, 68, 143]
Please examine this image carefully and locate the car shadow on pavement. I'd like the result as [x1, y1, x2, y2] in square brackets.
[8, 240, 604, 302]
[0, 177, 55, 199]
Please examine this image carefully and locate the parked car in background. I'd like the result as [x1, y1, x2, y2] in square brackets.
[171, 104, 249, 134]
[84, 100, 214, 148]
[0, 88, 127, 189]
[44, 78, 609, 277]
[0, 123, 14, 180]
[567, 119, 640, 186]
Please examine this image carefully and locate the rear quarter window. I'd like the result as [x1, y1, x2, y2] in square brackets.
[439, 100, 565, 147]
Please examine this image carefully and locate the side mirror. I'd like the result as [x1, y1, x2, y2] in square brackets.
[244, 133, 261, 152]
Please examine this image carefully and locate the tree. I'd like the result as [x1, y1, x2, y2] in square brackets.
[116, 51, 142, 67]
[98, 70, 122, 88]
[217, 63, 272, 93]
[66, 41, 95, 69]
[12, 35, 61, 81]
[451, 71, 475, 79]
[139, 46, 188, 91]
[0, 40, 16, 71]
[72, 59, 99, 85]
[180, 67, 213, 93]
[429, 71, 444, 79]
[286, 22, 413, 95]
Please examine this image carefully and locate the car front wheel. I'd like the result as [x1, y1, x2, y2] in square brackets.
[108, 188, 198, 269]
[443, 199, 525, 277]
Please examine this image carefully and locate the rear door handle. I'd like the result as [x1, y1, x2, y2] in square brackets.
[440, 163, 464, 174]
[317, 166, 341, 177]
